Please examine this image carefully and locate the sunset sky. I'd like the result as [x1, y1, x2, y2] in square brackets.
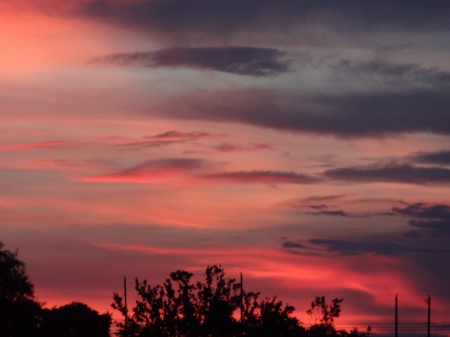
[2, 1, 450, 335]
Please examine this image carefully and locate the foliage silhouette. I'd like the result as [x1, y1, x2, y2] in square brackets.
[0, 241, 112, 337]
[112, 265, 369, 337]
[0, 242, 34, 301]
[307, 296, 343, 325]
[39, 302, 112, 337]
[0, 241, 41, 336]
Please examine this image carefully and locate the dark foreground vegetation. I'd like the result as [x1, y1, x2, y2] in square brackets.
[0, 242, 110, 337]
[112, 265, 370, 337]
[1, 241, 370, 336]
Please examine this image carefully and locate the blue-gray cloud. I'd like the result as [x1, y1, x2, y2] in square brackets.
[394, 203, 450, 238]
[282, 241, 304, 249]
[199, 170, 318, 184]
[79, 0, 450, 45]
[164, 88, 450, 138]
[323, 163, 450, 184]
[412, 150, 450, 165]
[308, 239, 450, 256]
[393, 203, 450, 219]
[94, 47, 289, 76]
[336, 59, 450, 86]
[307, 210, 352, 217]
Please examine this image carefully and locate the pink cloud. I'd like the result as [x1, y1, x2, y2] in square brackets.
[0, 141, 75, 151]
[215, 143, 273, 153]
[145, 130, 213, 140]
[198, 170, 317, 184]
[34, 159, 81, 169]
[82, 158, 204, 183]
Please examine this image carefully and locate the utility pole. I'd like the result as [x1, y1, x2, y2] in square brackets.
[240, 272, 244, 323]
[427, 295, 431, 337]
[124, 276, 128, 337]
[395, 294, 398, 337]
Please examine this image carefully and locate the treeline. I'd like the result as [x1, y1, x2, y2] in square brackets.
[1, 241, 370, 336]
[113, 265, 370, 337]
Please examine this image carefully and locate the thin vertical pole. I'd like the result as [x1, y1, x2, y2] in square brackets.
[395, 294, 398, 337]
[427, 295, 431, 337]
[124, 276, 128, 336]
[240, 272, 243, 323]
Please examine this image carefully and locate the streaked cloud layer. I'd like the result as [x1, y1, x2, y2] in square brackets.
[1, 1, 450, 334]
[94, 47, 290, 76]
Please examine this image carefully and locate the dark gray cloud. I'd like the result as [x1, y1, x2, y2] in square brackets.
[336, 59, 450, 86]
[306, 210, 390, 218]
[307, 210, 352, 217]
[412, 150, 450, 165]
[291, 195, 343, 210]
[308, 239, 450, 256]
[165, 87, 450, 138]
[79, 0, 450, 45]
[393, 203, 450, 219]
[348, 197, 407, 205]
[394, 203, 450, 238]
[282, 241, 304, 249]
[199, 170, 317, 184]
[407, 220, 450, 238]
[148, 131, 213, 140]
[114, 140, 180, 149]
[307, 204, 328, 210]
[323, 162, 450, 185]
[302, 195, 344, 203]
[95, 47, 289, 76]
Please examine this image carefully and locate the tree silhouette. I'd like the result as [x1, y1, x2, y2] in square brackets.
[0, 242, 34, 301]
[306, 297, 370, 337]
[251, 297, 306, 337]
[113, 265, 243, 337]
[306, 296, 343, 325]
[0, 241, 112, 337]
[39, 302, 112, 337]
[0, 241, 41, 337]
[112, 266, 370, 337]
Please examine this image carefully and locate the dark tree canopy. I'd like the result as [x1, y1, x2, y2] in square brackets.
[0, 242, 34, 301]
[39, 302, 112, 337]
[0, 241, 112, 337]
[0, 241, 40, 337]
[112, 265, 370, 337]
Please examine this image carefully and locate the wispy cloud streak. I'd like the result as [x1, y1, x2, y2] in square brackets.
[164, 88, 450, 138]
[83, 158, 204, 183]
[94, 47, 289, 76]
[323, 162, 450, 185]
[199, 170, 317, 184]
[0, 141, 75, 151]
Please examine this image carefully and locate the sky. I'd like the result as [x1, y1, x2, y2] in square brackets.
[2, 0, 450, 335]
